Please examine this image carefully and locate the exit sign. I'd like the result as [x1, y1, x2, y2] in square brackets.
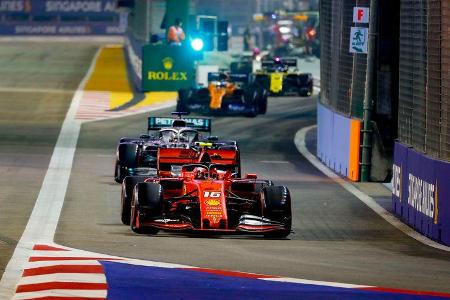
[353, 7, 369, 24]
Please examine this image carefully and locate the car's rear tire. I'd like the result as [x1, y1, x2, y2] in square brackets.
[258, 89, 268, 114]
[118, 143, 138, 167]
[116, 143, 139, 183]
[245, 87, 259, 117]
[121, 176, 150, 225]
[130, 182, 162, 234]
[261, 186, 292, 238]
[114, 161, 122, 183]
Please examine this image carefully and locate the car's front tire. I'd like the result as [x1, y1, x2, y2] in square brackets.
[130, 182, 162, 234]
[260, 186, 292, 238]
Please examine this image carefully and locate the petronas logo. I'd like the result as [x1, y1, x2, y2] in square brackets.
[162, 57, 174, 70]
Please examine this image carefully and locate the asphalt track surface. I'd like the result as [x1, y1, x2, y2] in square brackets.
[0, 42, 99, 279]
[2, 43, 450, 295]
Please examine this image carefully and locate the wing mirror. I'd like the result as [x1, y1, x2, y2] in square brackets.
[245, 173, 258, 179]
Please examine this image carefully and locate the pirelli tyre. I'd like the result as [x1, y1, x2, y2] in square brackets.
[253, 74, 270, 90]
[244, 87, 259, 118]
[115, 143, 139, 183]
[130, 182, 162, 234]
[261, 186, 292, 238]
[258, 88, 268, 114]
[176, 89, 191, 113]
[121, 176, 150, 225]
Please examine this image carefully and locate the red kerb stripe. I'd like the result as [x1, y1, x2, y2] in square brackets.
[23, 265, 104, 276]
[20, 297, 105, 300]
[29, 257, 122, 262]
[16, 282, 107, 293]
[33, 245, 69, 251]
[361, 287, 450, 298]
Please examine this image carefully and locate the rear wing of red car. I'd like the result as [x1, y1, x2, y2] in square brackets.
[148, 117, 211, 132]
[158, 148, 239, 173]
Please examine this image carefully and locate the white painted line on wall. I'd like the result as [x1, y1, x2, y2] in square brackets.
[294, 125, 450, 252]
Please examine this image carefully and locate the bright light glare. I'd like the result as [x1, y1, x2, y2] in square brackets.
[191, 38, 204, 51]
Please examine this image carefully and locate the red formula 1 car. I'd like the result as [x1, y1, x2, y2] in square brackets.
[127, 162, 292, 238]
[120, 146, 292, 237]
[120, 146, 241, 226]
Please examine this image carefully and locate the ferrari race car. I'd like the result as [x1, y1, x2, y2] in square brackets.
[176, 72, 268, 117]
[120, 145, 241, 225]
[253, 57, 313, 97]
[114, 113, 240, 183]
[127, 163, 292, 238]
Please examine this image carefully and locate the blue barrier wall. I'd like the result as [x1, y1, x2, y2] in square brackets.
[317, 102, 361, 181]
[0, 0, 125, 35]
[392, 142, 450, 245]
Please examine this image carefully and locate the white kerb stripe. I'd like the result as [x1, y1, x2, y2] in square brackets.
[18, 274, 106, 285]
[13, 289, 107, 300]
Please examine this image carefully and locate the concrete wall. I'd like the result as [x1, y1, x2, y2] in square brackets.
[317, 102, 361, 181]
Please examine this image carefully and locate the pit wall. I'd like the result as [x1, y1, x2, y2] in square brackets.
[392, 142, 450, 246]
[124, 33, 144, 91]
[317, 103, 361, 181]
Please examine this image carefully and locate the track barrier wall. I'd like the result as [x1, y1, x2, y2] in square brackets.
[317, 102, 361, 181]
[124, 33, 143, 91]
[392, 142, 450, 246]
[0, 0, 125, 35]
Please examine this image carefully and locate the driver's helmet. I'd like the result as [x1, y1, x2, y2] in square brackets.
[193, 166, 208, 179]
[160, 129, 177, 144]
[179, 129, 199, 144]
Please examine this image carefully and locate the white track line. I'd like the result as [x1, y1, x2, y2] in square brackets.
[0, 48, 102, 299]
[18, 274, 106, 285]
[294, 125, 450, 252]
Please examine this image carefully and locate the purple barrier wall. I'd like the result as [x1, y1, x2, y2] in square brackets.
[392, 142, 450, 245]
[317, 103, 350, 177]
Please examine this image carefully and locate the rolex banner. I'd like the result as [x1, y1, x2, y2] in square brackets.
[141, 44, 195, 91]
